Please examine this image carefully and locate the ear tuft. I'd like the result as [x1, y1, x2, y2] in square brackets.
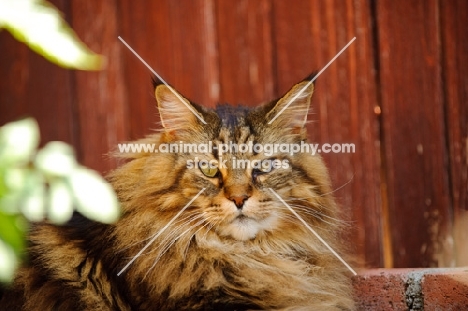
[155, 84, 201, 131]
[151, 75, 164, 89]
[266, 79, 315, 131]
[301, 71, 319, 83]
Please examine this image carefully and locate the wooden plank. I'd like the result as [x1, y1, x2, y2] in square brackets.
[118, 0, 219, 140]
[0, 0, 76, 148]
[117, 0, 172, 140]
[0, 31, 30, 125]
[347, 0, 385, 268]
[216, 0, 274, 106]
[440, 0, 468, 266]
[272, 0, 383, 267]
[376, 0, 452, 267]
[168, 0, 219, 107]
[272, 0, 316, 97]
[70, 0, 129, 173]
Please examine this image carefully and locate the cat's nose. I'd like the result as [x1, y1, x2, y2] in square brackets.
[229, 195, 249, 209]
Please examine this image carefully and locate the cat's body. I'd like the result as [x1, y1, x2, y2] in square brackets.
[0, 76, 355, 310]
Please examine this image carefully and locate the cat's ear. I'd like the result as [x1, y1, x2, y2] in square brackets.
[266, 77, 315, 133]
[155, 84, 203, 131]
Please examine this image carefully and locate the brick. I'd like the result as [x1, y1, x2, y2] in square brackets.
[352, 268, 468, 311]
[353, 269, 411, 310]
[421, 269, 468, 311]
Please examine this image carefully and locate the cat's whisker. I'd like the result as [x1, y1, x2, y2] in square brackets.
[289, 203, 353, 227]
[199, 214, 227, 241]
[143, 219, 206, 280]
[280, 175, 354, 206]
[147, 218, 206, 269]
[275, 214, 301, 225]
[163, 218, 207, 255]
[159, 213, 207, 246]
[117, 188, 206, 277]
[275, 215, 321, 236]
[159, 213, 204, 239]
[283, 197, 336, 213]
[317, 175, 355, 198]
[146, 214, 205, 256]
[269, 188, 357, 276]
[182, 220, 216, 259]
[200, 222, 216, 241]
[287, 204, 342, 223]
[117, 212, 202, 254]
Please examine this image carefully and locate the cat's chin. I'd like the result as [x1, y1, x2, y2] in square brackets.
[224, 217, 259, 241]
[219, 215, 277, 241]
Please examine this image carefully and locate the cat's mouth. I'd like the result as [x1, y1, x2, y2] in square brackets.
[217, 209, 277, 241]
[216, 213, 259, 241]
[231, 214, 255, 226]
[235, 214, 249, 222]
[232, 212, 260, 225]
[232, 210, 274, 226]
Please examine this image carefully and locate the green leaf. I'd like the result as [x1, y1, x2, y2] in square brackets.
[0, 210, 26, 284]
[0, 0, 104, 70]
[35, 141, 76, 177]
[0, 211, 27, 256]
[69, 168, 120, 223]
[0, 118, 39, 165]
[0, 169, 8, 200]
[0, 191, 22, 215]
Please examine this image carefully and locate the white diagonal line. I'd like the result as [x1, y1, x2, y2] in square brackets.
[117, 36, 207, 125]
[268, 188, 357, 275]
[117, 188, 206, 276]
[268, 37, 356, 124]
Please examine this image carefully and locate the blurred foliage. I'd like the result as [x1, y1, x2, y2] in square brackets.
[0, 119, 120, 283]
[0, 0, 104, 70]
[0, 0, 117, 283]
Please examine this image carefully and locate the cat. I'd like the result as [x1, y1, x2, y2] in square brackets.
[0, 74, 355, 310]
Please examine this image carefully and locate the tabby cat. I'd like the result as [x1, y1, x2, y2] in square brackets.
[0, 75, 355, 310]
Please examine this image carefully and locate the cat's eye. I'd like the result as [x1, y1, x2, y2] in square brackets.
[258, 164, 273, 173]
[252, 159, 274, 179]
[199, 162, 219, 178]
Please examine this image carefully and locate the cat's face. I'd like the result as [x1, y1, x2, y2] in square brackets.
[139, 77, 336, 242]
[107, 78, 351, 309]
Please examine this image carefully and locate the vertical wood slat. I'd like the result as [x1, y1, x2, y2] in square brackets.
[348, 0, 384, 268]
[70, 0, 129, 173]
[272, 0, 316, 96]
[0, 0, 75, 147]
[440, 0, 468, 266]
[168, 0, 219, 108]
[376, 0, 452, 267]
[118, 0, 173, 140]
[118, 0, 219, 141]
[272, 0, 383, 266]
[0, 33, 30, 124]
[216, 0, 274, 105]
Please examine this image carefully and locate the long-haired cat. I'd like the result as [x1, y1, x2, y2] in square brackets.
[0, 75, 355, 310]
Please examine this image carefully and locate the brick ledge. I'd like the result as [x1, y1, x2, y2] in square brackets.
[352, 268, 468, 310]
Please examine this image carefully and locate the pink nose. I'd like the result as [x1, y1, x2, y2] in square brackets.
[229, 195, 249, 209]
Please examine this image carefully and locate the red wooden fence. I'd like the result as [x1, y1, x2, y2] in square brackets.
[0, 0, 466, 268]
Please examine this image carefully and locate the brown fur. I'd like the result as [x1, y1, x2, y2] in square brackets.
[0, 77, 355, 310]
